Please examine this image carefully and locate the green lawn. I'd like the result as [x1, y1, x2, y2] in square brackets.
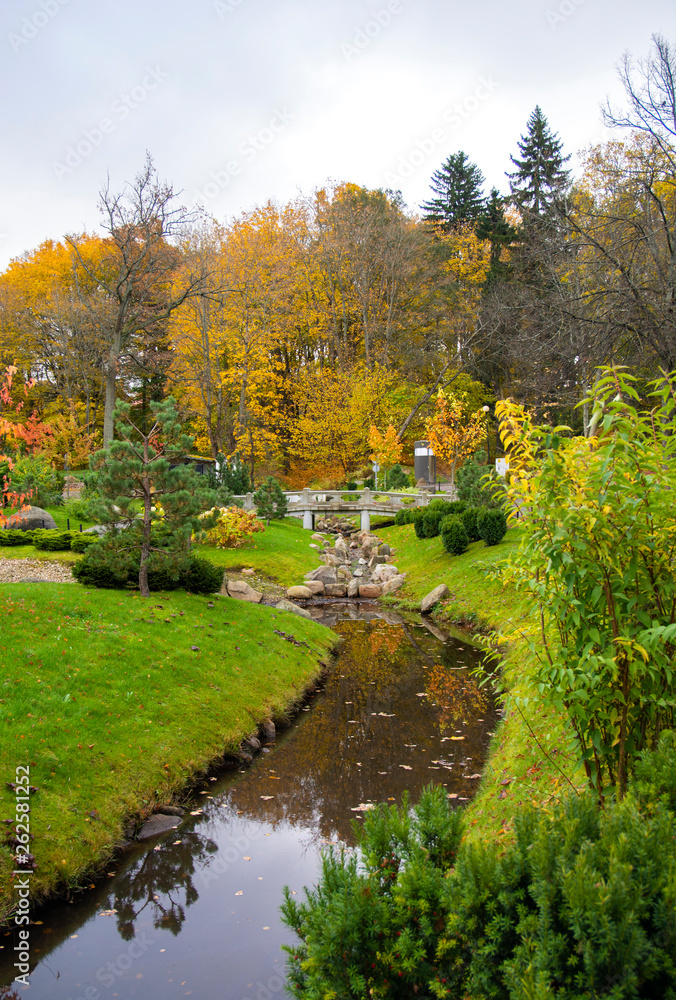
[379, 522, 585, 844]
[193, 516, 320, 587]
[0, 583, 336, 921]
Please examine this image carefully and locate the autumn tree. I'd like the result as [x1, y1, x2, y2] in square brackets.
[425, 388, 487, 493]
[68, 154, 210, 445]
[368, 424, 402, 487]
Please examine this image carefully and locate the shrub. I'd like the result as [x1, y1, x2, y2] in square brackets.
[283, 775, 676, 1000]
[199, 506, 265, 548]
[441, 515, 468, 555]
[253, 477, 288, 523]
[476, 506, 507, 546]
[412, 509, 427, 539]
[70, 532, 100, 553]
[394, 507, 418, 526]
[9, 454, 64, 507]
[345, 481, 358, 491]
[72, 539, 137, 589]
[32, 529, 74, 551]
[421, 499, 455, 538]
[180, 555, 224, 594]
[62, 496, 101, 522]
[384, 464, 409, 491]
[456, 449, 488, 507]
[0, 529, 35, 547]
[460, 506, 480, 542]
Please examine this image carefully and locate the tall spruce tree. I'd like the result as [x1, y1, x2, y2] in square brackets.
[422, 151, 486, 230]
[507, 106, 570, 219]
[475, 188, 517, 284]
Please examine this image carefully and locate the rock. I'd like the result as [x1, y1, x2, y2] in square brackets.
[352, 567, 364, 577]
[382, 574, 406, 595]
[287, 585, 313, 599]
[2, 506, 58, 532]
[324, 583, 347, 597]
[84, 524, 110, 536]
[347, 578, 359, 597]
[369, 554, 387, 567]
[337, 566, 351, 581]
[305, 580, 325, 595]
[371, 564, 399, 583]
[242, 568, 255, 576]
[359, 583, 383, 598]
[327, 552, 348, 567]
[378, 544, 391, 556]
[309, 543, 320, 550]
[420, 584, 450, 614]
[226, 580, 263, 603]
[243, 735, 261, 752]
[137, 813, 182, 840]
[274, 599, 313, 620]
[260, 719, 276, 741]
[305, 565, 337, 584]
[334, 536, 348, 552]
[157, 805, 185, 817]
[358, 557, 368, 565]
[311, 533, 326, 542]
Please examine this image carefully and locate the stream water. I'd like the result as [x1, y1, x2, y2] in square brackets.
[0, 601, 497, 1000]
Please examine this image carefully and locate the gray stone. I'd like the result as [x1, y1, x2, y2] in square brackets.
[369, 554, 387, 567]
[305, 565, 337, 584]
[371, 563, 399, 583]
[157, 805, 185, 817]
[260, 719, 276, 741]
[137, 813, 182, 840]
[324, 583, 347, 597]
[305, 580, 325, 595]
[311, 533, 326, 542]
[309, 543, 320, 550]
[420, 584, 450, 614]
[358, 583, 383, 598]
[352, 567, 364, 577]
[274, 599, 313, 620]
[381, 574, 406, 595]
[227, 580, 263, 603]
[347, 578, 359, 597]
[378, 543, 391, 556]
[327, 552, 348, 567]
[287, 585, 313, 599]
[84, 524, 109, 536]
[2, 506, 57, 532]
[243, 734, 261, 751]
[337, 565, 351, 581]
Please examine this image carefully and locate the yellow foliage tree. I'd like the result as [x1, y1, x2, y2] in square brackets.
[368, 424, 402, 484]
[425, 389, 486, 493]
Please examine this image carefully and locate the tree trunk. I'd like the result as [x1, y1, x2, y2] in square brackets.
[397, 363, 458, 440]
[138, 445, 152, 598]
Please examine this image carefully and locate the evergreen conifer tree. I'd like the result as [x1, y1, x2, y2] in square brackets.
[507, 106, 570, 220]
[475, 188, 517, 284]
[422, 151, 486, 230]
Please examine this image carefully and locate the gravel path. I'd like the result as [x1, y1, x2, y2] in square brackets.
[0, 558, 76, 584]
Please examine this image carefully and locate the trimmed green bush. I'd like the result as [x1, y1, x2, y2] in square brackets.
[345, 481, 358, 491]
[180, 555, 224, 594]
[441, 515, 469, 555]
[394, 507, 418, 526]
[72, 538, 222, 593]
[460, 506, 480, 542]
[384, 464, 409, 491]
[476, 506, 507, 546]
[0, 529, 36, 546]
[70, 532, 100, 553]
[412, 509, 427, 539]
[32, 530, 74, 551]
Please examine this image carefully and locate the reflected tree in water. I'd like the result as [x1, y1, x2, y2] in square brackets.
[426, 664, 488, 733]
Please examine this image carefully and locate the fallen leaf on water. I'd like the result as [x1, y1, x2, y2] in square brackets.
[399, 765, 413, 770]
[450, 736, 465, 741]
[350, 803, 375, 811]
[99, 910, 117, 916]
[268, 775, 280, 780]
[465, 774, 482, 779]
[447, 793, 459, 799]
[235, 890, 243, 896]
[190, 809, 203, 816]
[415, 693, 427, 697]
[260, 795, 274, 800]
[243, 856, 251, 861]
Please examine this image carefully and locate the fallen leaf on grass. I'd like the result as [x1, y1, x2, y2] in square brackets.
[447, 793, 459, 799]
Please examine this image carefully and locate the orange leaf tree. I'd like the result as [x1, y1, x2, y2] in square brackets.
[368, 424, 403, 485]
[425, 389, 486, 494]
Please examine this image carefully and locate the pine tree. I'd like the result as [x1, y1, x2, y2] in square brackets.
[422, 151, 486, 230]
[507, 106, 570, 220]
[475, 188, 517, 284]
[253, 477, 288, 525]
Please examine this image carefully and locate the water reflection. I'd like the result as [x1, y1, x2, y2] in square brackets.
[0, 604, 496, 999]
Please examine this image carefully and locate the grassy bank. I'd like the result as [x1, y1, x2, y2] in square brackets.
[379, 523, 585, 842]
[193, 516, 319, 587]
[0, 583, 336, 923]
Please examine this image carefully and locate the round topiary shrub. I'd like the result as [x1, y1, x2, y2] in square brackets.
[180, 555, 223, 594]
[413, 509, 427, 539]
[461, 506, 480, 543]
[477, 507, 507, 546]
[441, 515, 469, 555]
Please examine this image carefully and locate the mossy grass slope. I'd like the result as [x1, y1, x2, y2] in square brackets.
[193, 516, 319, 586]
[0, 583, 336, 922]
[379, 522, 585, 844]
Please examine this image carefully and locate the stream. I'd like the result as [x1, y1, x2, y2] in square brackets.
[0, 601, 497, 1000]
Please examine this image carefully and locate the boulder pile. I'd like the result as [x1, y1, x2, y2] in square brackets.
[287, 529, 406, 600]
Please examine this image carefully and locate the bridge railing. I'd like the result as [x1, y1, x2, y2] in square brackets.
[230, 488, 432, 512]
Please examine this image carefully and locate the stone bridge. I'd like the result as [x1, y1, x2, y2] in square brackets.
[233, 488, 432, 531]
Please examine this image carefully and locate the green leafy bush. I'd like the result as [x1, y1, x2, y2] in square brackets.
[32, 530, 74, 551]
[0, 529, 35, 547]
[441, 515, 469, 555]
[72, 539, 136, 589]
[421, 499, 455, 538]
[476, 506, 507, 546]
[283, 771, 676, 999]
[412, 509, 427, 539]
[70, 532, 100, 553]
[62, 496, 101, 522]
[345, 481, 358, 491]
[460, 506, 480, 542]
[394, 507, 418, 526]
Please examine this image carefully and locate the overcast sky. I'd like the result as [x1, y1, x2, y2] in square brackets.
[1, 0, 674, 270]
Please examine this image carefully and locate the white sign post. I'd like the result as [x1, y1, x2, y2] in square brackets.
[372, 462, 380, 490]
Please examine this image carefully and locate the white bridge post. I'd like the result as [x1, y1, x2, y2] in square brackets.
[301, 488, 314, 530]
[360, 488, 371, 531]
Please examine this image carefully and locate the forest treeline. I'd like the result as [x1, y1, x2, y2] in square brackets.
[0, 35, 674, 485]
